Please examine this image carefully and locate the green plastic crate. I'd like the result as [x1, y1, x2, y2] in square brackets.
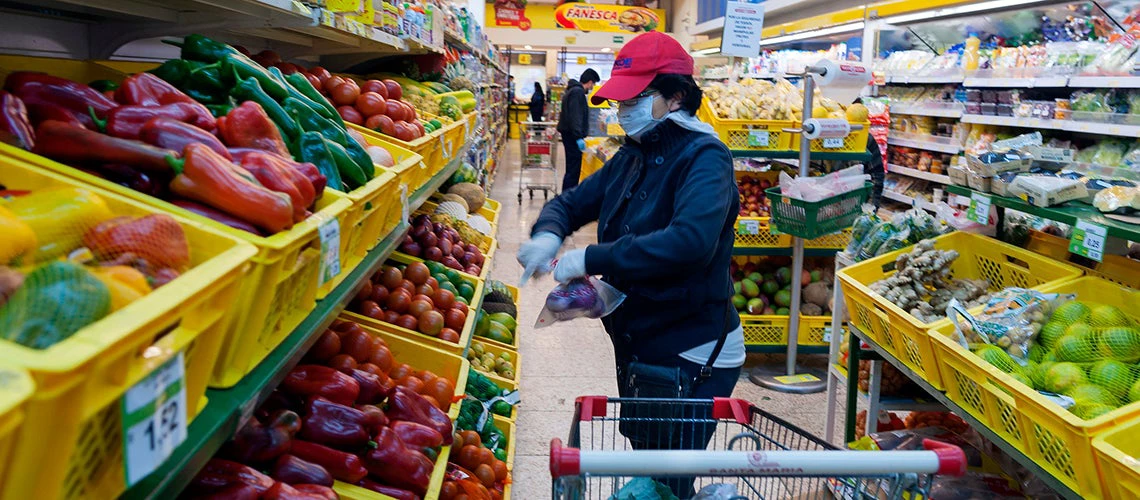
[764, 183, 871, 239]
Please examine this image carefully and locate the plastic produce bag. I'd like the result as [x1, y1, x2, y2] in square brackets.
[535, 277, 626, 328]
[949, 288, 1072, 364]
[609, 478, 679, 500]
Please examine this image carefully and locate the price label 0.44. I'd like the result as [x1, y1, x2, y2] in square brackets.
[822, 137, 844, 149]
[1069, 219, 1108, 261]
[123, 353, 187, 486]
[966, 193, 991, 225]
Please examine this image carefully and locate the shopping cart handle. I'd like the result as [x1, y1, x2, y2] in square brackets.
[550, 438, 580, 478]
[922, 439, 967, 476]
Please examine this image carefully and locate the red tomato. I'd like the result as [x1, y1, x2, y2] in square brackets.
[356, 92, 387, 117]
[438, 328, 460, 343]
[384, 100, 405, 121]
[306, 330, 341, 363]
[401, 101, 418, 121]
[361, 79, 388, 98]
[382, 79, 403, 100]
[443, 308, 465, 331]
[358, 300, 383, 319]
[323, 75, 346, 92]
[369, 345, 393, 373]
[331, 84, 360, 106]
[412, 120, 426, 138]
[256, 49, 281, 65]
[382, 310, 400, 324]
[428, 377, 455, 410]
[310, 66, 332, 84]
[305, 73, 322, 90]
[365, 114, 386, 130]
[371, 114, 396, 136]
[327, 354, 357, 374]
[338, 106, 364, 125]
[389, 363, 413, 382]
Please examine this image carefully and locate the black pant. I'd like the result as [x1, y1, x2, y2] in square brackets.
[616, 356, 741, 499]
[561, 136, 583, 191]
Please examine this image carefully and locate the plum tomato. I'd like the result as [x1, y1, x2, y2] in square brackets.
[361, 79, 388, 98]
[404, 262, 430, 285]
[330, 83, 360, 106]
[382, 79, 402, 100]
[418, 310, 444, 336]
[337, 105, 363, 125]
[356, 92, 387, 116]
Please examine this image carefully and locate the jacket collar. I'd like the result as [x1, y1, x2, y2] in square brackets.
[627, 120, 692, 159]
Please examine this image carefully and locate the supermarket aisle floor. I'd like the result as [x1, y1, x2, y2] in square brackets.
[487, 141, 842, 499]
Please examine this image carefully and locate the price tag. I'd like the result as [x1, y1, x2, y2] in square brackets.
[318, 218, 341, 286]
[746, 130, 769, 147]
[400, 185, 410, 223]
[439, 134, 450, 159]
[738, 219, 761, 235]
[822, 327, 832, 343]
[966, 192, 991, 225]
[1069, 219, 1107, 261]
[320, 10, 334, 26]
[822, 137, 844, 149]
[122, 353, 187, 486]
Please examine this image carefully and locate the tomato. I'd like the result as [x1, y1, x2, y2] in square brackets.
[384, 99, 405, 121]
[398, 279, 417, 296]
[256, 49, 281, 65]
[389, 363, 412, 382]
[440, 482, 459, 500]
[356, 92, 387, 116]
[404, 262, 430, 285]
[382, 79, 403, 100]
[337, 105, 364, 125]
[432, 288, 455, 310]
[382, 310, 400, 324]
[369, 284, 389, 305]
[327, 354, 357, 374]
[310, 66, 332, 84]
[353, 281, 373, 304]
[401, 101, 418, 121]
[323, 75, 346, 92]
[340, 77, 360, 92]
[341, 329, 374, 362]
[361, 79, 388, 98]
[306, 329, 340, 362]
[425, 276, 439, 290]
[370, 114, 395, 136]
[331, 84, 361, 106]
[459, 430, 481, 447]
[408, 298, 434, 319]
[400, 375, 425, 394]
[474, 464, 496, 488]
[364, 114, 387, 130]
[379, 266, 403, 289]
[415, 283, 434, 297]
[418, 310, 444, 336]
[413, 120, 426, 138]
[385, 289, 411, 314]
[428, 377, 455, 409]
[457, 444, 481, 471]
[443, 308, 466, 331]
[395, 313, 419, 331]
[477, 447, 495, 466]
[358, 300, 383, 320]
[305, 73, 322, 90]
[438, 328, 460, 343]
[368, 345, 393, 373]
[491, 461, 508, 482]
[395, 121, 416, 142]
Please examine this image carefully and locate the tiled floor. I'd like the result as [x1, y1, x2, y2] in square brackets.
[485, 140, 847, 498]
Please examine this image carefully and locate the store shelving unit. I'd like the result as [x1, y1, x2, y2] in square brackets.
[945, 185, 1140, 242]
[885, 134, 963, 154]
[886, 163, 952, 184]
[888, 102, 964, 118]
[121, 150, 469, 499]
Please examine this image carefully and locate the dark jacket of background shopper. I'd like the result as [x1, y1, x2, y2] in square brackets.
[556, 69, 599, 191]
[528, 82, 545, 122]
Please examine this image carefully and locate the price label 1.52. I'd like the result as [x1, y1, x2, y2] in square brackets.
[1069, 219, 1108, 262]
[123, 353, 187, 486]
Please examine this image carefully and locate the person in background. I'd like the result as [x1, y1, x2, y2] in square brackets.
[556, 68, 600, 191]
[528, 82, 545, 122]
[507, 75, 515, 102]
[517, 32, 742, 499]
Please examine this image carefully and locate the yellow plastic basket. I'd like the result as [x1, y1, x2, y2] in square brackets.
[494, 414, 517, 499]
[931, 277, 1140, 500]
[803, 121, 871, 153]
[473, 281, 520, 353]
[425, 112, 468, 161]
[1025, 231, 1140, 289]
[0, 161, 256, 499]
[0, 144, 354, 389]
[0, 366, 33, 491]
[837, 231, 1082, 390]
[699, 100, 794, 152]
[348, 123, 439, 193]
[798, 315, 840, 346]
[317, 167, 398, 299]
[348, 128, 427, 238]
[805, 229, 853, 249]
[1092, 413, 1140, 500]
[468, 338, 521, 395]
[0, 55, 131, 83]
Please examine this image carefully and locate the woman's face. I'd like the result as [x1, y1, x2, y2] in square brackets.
[647, 88, 682, 119]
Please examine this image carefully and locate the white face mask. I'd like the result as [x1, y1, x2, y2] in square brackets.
[617, 93, 664, 141]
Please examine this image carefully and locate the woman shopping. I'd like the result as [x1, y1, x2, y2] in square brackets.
[517, 31, 744, 498]
[528, 82, 545, 122]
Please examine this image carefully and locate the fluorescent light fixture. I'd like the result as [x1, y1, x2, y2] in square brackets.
[760, 21, 864, 47]
[524, 44, 532, 49]
[691, 47, 721, 56]
[601, 47, 611, 53]
[879, 0, 1047, 25]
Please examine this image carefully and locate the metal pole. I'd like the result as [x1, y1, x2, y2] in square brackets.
[784, 73, 814, 376]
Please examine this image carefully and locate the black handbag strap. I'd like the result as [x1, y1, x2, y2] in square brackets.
[697, 304, 736, 382]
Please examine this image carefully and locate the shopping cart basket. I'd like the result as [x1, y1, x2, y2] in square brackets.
[519, 120, 559, 203]
[550, 397, 965, 500]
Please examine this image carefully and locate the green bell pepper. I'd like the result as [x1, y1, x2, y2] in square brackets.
[323, 138, 368, 190]
[148, 59, 194, 87]
[267, 66, 336, 121]
[223, 53, 289, 101]
[232, 77, 300, 142]
[283, 97, 373, 179]
[164, 33, 240, 63]
[88, 79, 119, 93]
[187, 60, 227, 92]
[184, 87, 226, 105]
[0, 261, 111, 349]
[284, 71, 342, 125]
[296, 131, 344, 192]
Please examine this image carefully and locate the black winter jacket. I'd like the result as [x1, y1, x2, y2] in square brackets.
[532, 120, 741, 363]
[556, 80, 589, 140]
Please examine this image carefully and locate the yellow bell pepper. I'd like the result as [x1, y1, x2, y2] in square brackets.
[0, 206, 36, 266]
[89, 265, 151, 311]
[4, 187, 113, 261]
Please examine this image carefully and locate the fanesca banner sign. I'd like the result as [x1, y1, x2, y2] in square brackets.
[490, 1, 665, 33]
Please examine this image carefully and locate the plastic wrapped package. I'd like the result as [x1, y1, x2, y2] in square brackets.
[949, 288, 1072, 364]
[534, 277, 626, 328]
[1094, 185, 1140, 213]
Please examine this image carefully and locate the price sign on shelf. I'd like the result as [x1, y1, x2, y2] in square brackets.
[1069, 219, 1108, 261]
[122, 353, 187, 486]
[738, 219, 761, 235]
[747, 130, 769, 147]
[822, 137, 844, 149]
[317, 217, 341, 286]
[966, 192, 991, 225]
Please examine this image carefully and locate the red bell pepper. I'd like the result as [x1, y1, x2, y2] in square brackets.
[282, 365, 360, 406]
[292, 485, 338, 500]
[354, 478, 421, 500]
[271, 454, 333, 487]
[231, 148, 325, 200]
[290, 440, 367, 483]
[223, 409, 301, 464]
[355, 403, 388, 435]
[23, 100, 90, 129]
[363, 427, 434, 494]
[217, 101, 290, 156]
[170, 199, 263, 235]
[83, 213, 190, 270]
[0, 91, 34, 149]
[186, 459, 275, 497]
[140, 117, 231, 160]
[4, 72, 118, 120]
[349, 369, 385, 405]
[298, 396, 371, 449]
[168, 143, 294, 234]
[196, 483, 261, 500]
[385, 387, 454, 445]
[261, 482, 333, 500]
[390, 421, 444, 449]
[114, 72, 215, 130]
[32, 120, 176, 174]
[103, 102, 211, 139]
[232, 150, 310, 223]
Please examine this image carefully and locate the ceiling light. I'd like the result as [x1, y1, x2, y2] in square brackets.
[759, 21, 864, 47]
[879, 0, 1047, 25]
[691, 47, 721, 56]
[601, 47, 611, 53]
[524, 45, 532, 50]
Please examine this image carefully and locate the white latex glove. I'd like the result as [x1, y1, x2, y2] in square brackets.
[553, 248, 588, 283]
[517, 232, 562, 286]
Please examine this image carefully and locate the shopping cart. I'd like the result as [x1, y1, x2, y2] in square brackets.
[519, 120, 560, 203]
[550, 397, 966, 500]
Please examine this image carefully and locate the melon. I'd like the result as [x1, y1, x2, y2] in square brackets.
[448, 183, 486, 212]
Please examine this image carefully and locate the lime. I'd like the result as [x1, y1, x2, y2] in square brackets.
[457, 282, 475, 301]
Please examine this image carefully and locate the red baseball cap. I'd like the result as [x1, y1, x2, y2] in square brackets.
[591, 31, 694, 105]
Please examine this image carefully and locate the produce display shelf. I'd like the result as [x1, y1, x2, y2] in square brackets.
[732, 247, 842, 257]
[961, 114, 1140, 138]
[730, 149, 871, 161]
[884, 75, 965, 84]
[887, 75, 1140, 89]
[120, 152, 466, 500]
[846, 325, 1082, 500]
[962, 76, 1069, 88]
[886, 163, 952, 184]
[887, 102, 964, 118]
[881, 190, 939, 212]
[886, 134, 963, 154]
[945, 185, 1140, 242]
[858, 389, 946, 412]
[747, 345, 828, 354]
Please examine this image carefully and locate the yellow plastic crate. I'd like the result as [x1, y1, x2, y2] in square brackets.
[803, 121, 871, 153]
[0, 54, 130, 83]
[321, 167, 398, 298]
[739, 313, 792, 346]
[805, 229, 853, 249]
[838, 231, 1082, 390]
[494, 414, 517, 500]
[931, 278, 1140, 500]
[424, 197, 500, 231]
[1093, 413, 1140, 500]
[699, 100, 794, 152]
[348, 123, 439, 193]
[425, 111, 467, 161]
[348, 128, 427, 237]
[0, 366, 33, 491]
[0, 144, 354, 389]
[798, 315, 839, 346]
[1025, 231, 1140, 290]
[483, 198, 502, 226]
[0, 162, 256, 499]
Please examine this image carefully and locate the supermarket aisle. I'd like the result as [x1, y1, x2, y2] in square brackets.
[486, 141, 838, 498]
